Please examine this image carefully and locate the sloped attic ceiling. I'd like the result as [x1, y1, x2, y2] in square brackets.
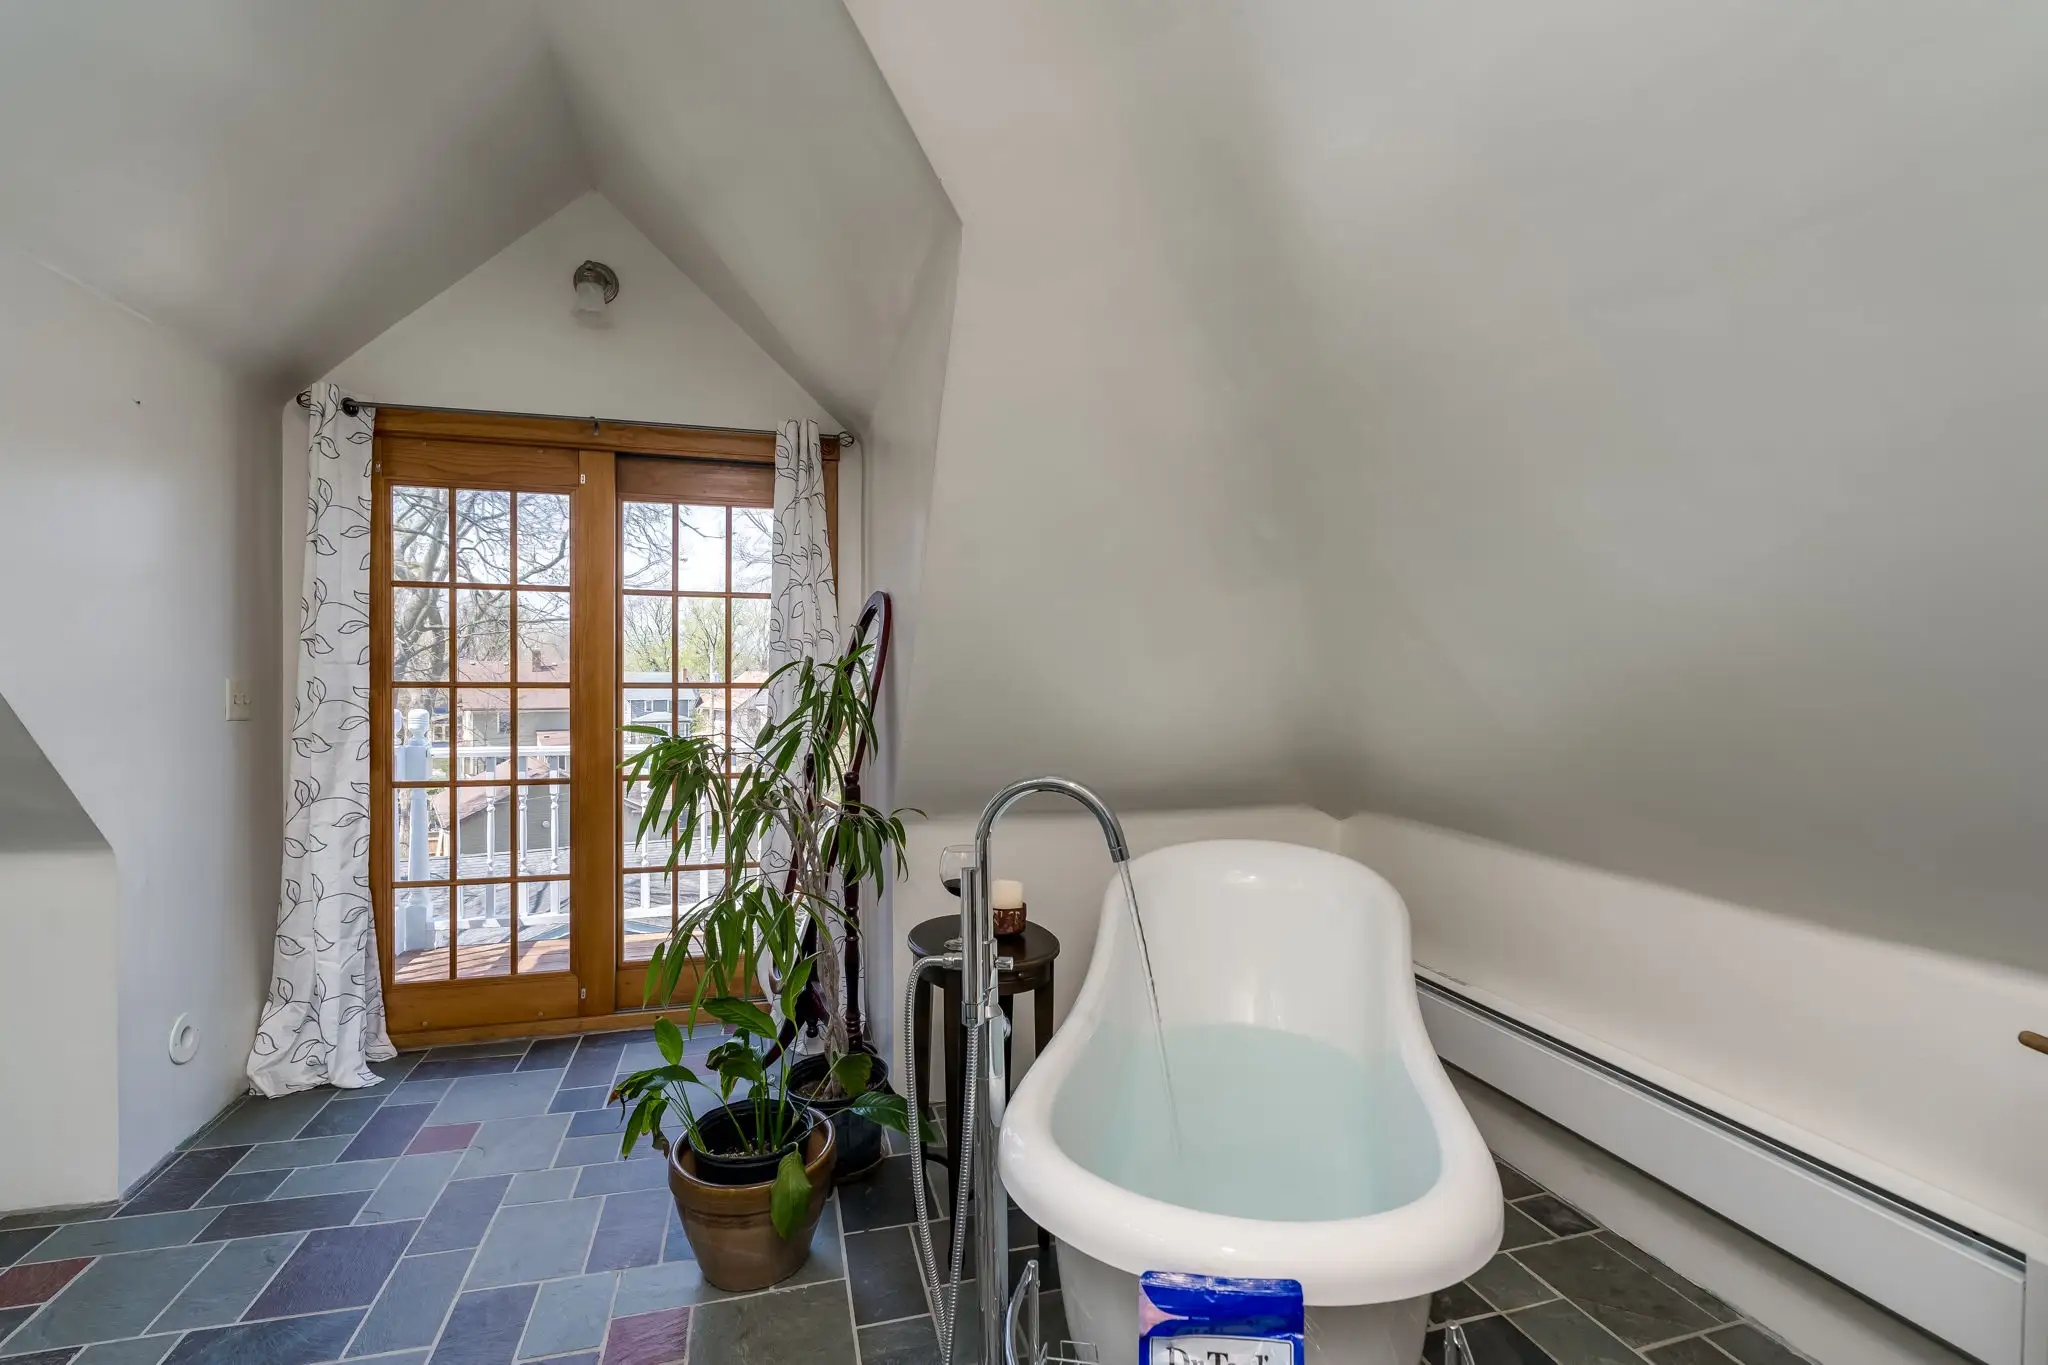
[0, 1, 585, 386]
[543, 1, 956, 429]
[849, 1, 2048, 974]
[7, 1, 2045, 977]
[0, 1, 952, 426]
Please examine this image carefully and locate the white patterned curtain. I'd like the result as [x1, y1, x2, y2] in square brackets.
[247, 384, 395, 1096]
[766, 419, 842, 1044]
[771, 419, 839, 670]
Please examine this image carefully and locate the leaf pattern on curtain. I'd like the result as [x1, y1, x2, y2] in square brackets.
[246, 384, 395, 1097]
[771, 419, 840, 672]
[764, 419, 842, 1044]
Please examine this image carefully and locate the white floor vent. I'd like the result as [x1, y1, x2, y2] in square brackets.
[1417, 976, 2037, 1365]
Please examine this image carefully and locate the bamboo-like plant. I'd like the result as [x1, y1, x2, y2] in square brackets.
[610, 649, 913, 1234]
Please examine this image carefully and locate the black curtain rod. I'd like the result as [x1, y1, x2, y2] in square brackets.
[293, 390, 856, 445]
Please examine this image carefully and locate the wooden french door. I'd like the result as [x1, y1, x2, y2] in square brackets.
[612, 456, 774, 1011]
[371, 438, 610, 1035]
[369, 410, 837, 1041]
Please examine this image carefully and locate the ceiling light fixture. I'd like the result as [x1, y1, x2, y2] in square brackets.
[572, 260, 619, 322]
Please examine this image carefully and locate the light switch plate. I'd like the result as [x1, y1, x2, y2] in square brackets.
[224, 678, 253, 722]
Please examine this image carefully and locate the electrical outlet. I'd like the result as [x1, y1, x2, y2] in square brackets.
[224, 678, 253, 722]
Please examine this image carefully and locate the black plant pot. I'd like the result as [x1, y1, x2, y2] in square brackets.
[789, 1052, 893, 1184]
[689, 1102, 820, 1189]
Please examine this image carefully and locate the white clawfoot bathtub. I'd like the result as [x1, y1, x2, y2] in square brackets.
[998, 840, 1501, 1364]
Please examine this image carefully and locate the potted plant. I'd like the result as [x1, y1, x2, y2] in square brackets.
[611, 650, 912, 1285]
[611, 1007, 835, 1292]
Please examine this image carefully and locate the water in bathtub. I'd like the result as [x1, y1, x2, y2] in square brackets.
[1051, 1017, 1440, 1220]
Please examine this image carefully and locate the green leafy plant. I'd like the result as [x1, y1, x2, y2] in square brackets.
[609, 649, 914, 1233]
[610, 1004, 817, 1235]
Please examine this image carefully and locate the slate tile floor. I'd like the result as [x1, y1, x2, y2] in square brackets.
[0, 1030, 1812, 1365]
[1423, 1173, 1812, 1365]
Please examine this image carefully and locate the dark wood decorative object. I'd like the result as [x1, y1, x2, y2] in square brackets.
[777, 590, 893, 1058]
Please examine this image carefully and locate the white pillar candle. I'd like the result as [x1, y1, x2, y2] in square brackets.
[991, 878, 1026, 910]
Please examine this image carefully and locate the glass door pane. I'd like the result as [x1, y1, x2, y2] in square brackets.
[380, 456, 581, 1029]
[617, 499, 762, 991]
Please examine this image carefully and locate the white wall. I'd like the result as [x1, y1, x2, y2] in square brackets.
[1342, 811, 2048, 1250]
[863, 224, 962, 769]
[857, 222, 962, 1062]
[288, 190, 848, 724]
[325, 192, 833, 431]
[0, 697, 118, 1208]
[0, 243, 282, 1197]
[0, 850, 120, 1208]
[893, 806, 1336, 1081]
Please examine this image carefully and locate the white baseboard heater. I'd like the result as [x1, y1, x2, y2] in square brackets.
[1417, 977, 2038, 1365]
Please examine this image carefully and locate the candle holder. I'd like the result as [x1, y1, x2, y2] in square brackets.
[991, 877, 1029, 937]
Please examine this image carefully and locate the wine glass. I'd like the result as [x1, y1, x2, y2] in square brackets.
[938, 844, 974, 899]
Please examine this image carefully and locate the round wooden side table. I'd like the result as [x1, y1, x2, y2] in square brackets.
[906, 915, 1059, 1266]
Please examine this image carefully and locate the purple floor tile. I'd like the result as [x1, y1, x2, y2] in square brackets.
[195, 1191, 371, 1242]
[584, 1192, 668, 1274]
[404, 1056, 522, 1083]
[121, 1147, 251, 1216]
[429, 1282, 539, 1365]
[337, 1105, 437, 1163]
[346, 1247, 473, 1356]
[517, 1038, 581, 1071]
[161, 1306, 363, 1364]
[295, 1095, 385, 1139]
[241, 1219, 417, 1319]
[561, 1054, 621, 1090]
[565, 1108, 624, 1140]
[599, 1306, 690, 1365]
[561, 1036, 630, 1091]
[0, 1347, 87, 1365]
[661, 1216, 692, 1264]
[409, 1176, 511, 1255]
[573, 1160, 666, 1199]
[407, 1124, 480, 1156]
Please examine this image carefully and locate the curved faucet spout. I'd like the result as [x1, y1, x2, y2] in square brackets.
[954, 775, 1126, 1365]
[972, 776, 1130, 866]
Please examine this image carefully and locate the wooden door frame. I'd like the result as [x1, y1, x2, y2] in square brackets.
[373, 408, 837, 1049]
[373, 409, 838, 555]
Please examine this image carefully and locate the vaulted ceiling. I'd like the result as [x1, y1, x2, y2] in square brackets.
[4, 2, 2046, 975]
[0, 0, 951, 425]
[849, 0, 2048, 975]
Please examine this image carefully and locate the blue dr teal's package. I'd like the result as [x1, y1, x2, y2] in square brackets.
[1137, 1271, 1304, 1365]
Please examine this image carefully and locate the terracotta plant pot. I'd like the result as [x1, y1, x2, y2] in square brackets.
[667, 1111, 837, 1292]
